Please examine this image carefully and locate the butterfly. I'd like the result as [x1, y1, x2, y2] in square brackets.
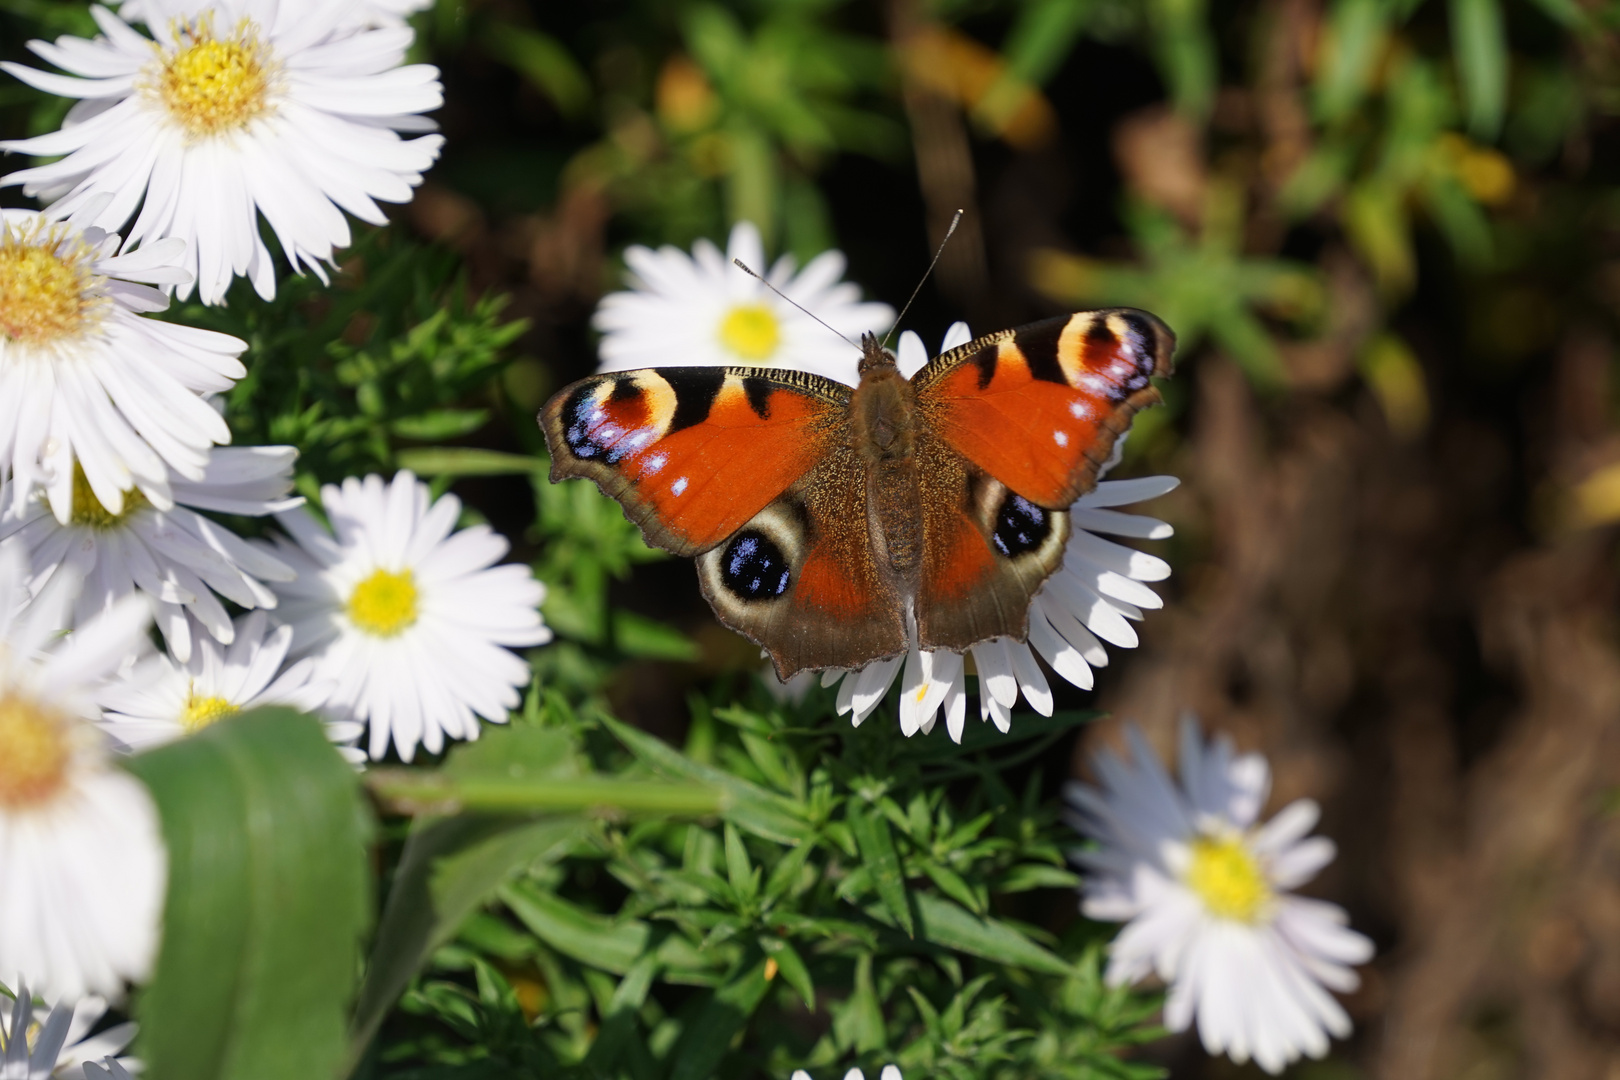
[539, 309, 1176, 680]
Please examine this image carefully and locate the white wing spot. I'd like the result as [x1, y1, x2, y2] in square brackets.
[1069, 400, 1091, 419]
[1053, 430, 1070, 447]
[641, 452, 667, 476]
[671, 476, 689, 497]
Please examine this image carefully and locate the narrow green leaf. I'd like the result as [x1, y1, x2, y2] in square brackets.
[500, 880, 651, 974]
[347, 815, 586, 1067]
[395, 447, 547, 476]
[480, 25, 591, 119]
[128, 709, 371, 1080]
[998, 864, 1083, 892]
[602, 716, 814, 845]
[668, 958, 773, 1080]
[612, 610, 700, 661]
[849, 802, 913, 938]
[583, 953, 661, 1071]
[831, 953, 886, 1053]
[388, 407, 489, 441]
[1451, 0, 1507, 139]
[1314, 0, 1388, 122]
[866, 893, 1073, 976]
[723, 823, 756, 901]
[760, 937, 815, 1011]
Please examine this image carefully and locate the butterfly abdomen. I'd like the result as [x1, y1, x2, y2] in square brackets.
[852, 361, 925, 579]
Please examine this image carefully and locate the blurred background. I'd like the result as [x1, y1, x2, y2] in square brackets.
[8, 0, 1620, 1075]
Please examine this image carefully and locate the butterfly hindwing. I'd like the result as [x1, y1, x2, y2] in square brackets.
[913, 309, 1176, 509]
[695, 447, 906, 677]
[541, 366, 849, 557]
[913, 431, 1072, 650]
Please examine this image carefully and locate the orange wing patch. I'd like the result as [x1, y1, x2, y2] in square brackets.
[914, 309, 1175, 508]
[541, 366, 848, 556]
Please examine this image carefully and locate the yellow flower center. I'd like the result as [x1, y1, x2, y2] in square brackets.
[69, 463, 148, 529]
[0, 694, 72, 810]
[1184, 835, 1271, 922]
[157, 19, 273, 137]
[180, 691, 240, 733]
[718, 303, 781, 362]
[0, 221, 102, 345]
[348, 568, 419, 637]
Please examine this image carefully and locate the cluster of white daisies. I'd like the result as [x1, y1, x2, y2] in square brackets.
[0, 0, 1372, 1072]
[0, 0, 552, 1068]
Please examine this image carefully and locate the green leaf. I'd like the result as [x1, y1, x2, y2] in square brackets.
[612, 610, 700, 661]
[866, 893, 1073, 977]
[668, 957, 773, 1080]
[480, 24, 591, 119]
[348, 815, 587, 1067]
[499, 880, 651, 974]
[723, 823, 758, 901]
[998, 864, 1083, 892]
[849, 801, 914, 938]
[1451, 0, 1507, 139]
[127, 709, 371, 1080]
[395, 447, 547, 477]
[602, 716, 815, 846]
[1315, 0, 1389, 122]
[388, 407, 490, 441]
[760, 936, 815, 1011]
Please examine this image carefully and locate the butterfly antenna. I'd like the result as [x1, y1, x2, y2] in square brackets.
[882, 208, 962, 350]
[731, 258, 862, 352]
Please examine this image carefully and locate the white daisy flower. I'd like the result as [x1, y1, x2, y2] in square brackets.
[817, 323, 1176, 740]
[789, 1069, 902, 1080]
[262, 470, 551, 762]
[120, 0, 434, 31]
[593, 221, 894, 386]
[0, 207, 246, 525]
[0, 446, 302, 664]
[0, 981, 138, 1079]
[1066, 716, 1375, 1075]
[0, 539, 166, 1003]
[0, 1, 445, 304]
[96, 608, 357, 763]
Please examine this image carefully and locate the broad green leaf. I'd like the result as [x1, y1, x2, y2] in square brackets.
[849, 801, 913, 938]
[1451, 0, 1507, 139]
[500, 879, 650, 974]
[128, 709, 370, 1080]
[583, 953, 661, 1072]
[603, 716, 815, 845]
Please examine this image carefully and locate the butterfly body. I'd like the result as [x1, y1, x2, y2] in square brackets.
[541, 309, 1175, 679]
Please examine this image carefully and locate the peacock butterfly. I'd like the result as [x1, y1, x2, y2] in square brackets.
[539, 309, 1176, 679]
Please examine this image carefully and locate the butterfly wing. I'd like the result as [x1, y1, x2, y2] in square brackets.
[910, 309, 1175, 650]
[694, 447, 907, 678]
[541, 365, 906, 676]
[912, 308, 1175, 508]
[541, 366, 849, 556]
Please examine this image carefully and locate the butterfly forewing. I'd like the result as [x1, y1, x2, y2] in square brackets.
[541, 366, 849, 556]
[913, 309, 1175, 509]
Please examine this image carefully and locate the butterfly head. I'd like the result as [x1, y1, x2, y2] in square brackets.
[857, 331, 897, 375]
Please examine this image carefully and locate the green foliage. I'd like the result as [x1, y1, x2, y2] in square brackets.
[367, 697, 1153, 1080]
[166, 232, 526, 496]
